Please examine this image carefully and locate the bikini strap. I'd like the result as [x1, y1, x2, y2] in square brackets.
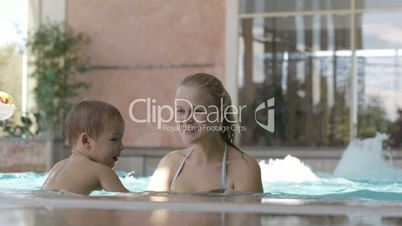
[170, 144, 227, 191]
[170, 148, 193, 190]
[221, 143, 227, 190]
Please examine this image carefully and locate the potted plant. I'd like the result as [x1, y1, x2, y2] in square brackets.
[28, 22, 90, 139]
[27, 22, 90, 168]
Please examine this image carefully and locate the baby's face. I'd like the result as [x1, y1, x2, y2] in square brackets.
[91, 120, 125, 167]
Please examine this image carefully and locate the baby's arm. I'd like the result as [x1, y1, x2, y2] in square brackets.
[96, 165, 129, 192]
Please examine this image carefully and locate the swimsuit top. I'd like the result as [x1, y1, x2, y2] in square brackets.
[170, 143, 228, 192]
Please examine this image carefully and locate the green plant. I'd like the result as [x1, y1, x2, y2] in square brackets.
[27, 22, 90, 138]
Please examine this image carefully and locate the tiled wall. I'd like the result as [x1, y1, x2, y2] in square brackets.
[66, 0, 227, 148]
[0, 139, 48, 172]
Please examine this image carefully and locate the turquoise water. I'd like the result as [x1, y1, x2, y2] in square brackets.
[1, 171, 402, 201]
[2, 134, 402, 201]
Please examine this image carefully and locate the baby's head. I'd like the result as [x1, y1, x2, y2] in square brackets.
[64, 99, 125, 167]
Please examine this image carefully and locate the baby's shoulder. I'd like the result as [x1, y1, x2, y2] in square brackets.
[48, 158, 72, 174]
[52, 159, 67, 169]
[86, 161, 117, 183]
[45, 160, 64, 177]
[89, 160, 113, 172]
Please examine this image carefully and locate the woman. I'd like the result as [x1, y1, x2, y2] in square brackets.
[148, 73, 263, 193]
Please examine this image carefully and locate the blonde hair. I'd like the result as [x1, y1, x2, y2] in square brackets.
[179, 73, 240, 150]
[64, 99, 123, 147]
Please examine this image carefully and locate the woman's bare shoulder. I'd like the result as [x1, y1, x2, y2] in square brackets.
[158, 149, 189, 167]
[227, 147, 263, 192]
[147, 149, 190, 191]
[228, 147, 260, 171]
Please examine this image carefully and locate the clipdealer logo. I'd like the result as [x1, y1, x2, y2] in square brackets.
[128, 97, 275, 133]
[254, 97, 275, 132]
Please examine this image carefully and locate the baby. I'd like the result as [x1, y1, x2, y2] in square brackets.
[42, 99, 129, 194]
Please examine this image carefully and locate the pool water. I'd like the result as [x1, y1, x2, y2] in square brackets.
[1, 170, 402, 201]
[2, 133, 402, 202]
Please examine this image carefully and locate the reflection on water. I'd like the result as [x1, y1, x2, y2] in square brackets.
[8, 206, 401, 226]
[1, 189, 402, 226]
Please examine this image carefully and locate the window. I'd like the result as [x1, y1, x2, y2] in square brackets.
[0, 0, 28, 136]
[238, 0, 402, 147]
[0, 0, 28, 114]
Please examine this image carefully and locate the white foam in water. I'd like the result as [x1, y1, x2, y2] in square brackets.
[334, 132, 402, 182]
[259, 155, 318, 182]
